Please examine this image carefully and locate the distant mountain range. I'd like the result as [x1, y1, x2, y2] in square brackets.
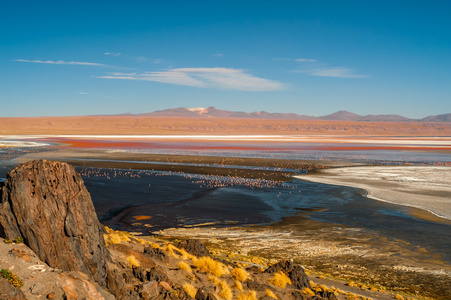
[115, 107, 451, 122]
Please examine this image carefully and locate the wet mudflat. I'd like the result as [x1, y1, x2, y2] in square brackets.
[1, 145, 451, 298]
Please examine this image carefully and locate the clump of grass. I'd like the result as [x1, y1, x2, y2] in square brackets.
[179, 261, 193, 274]
[103, 228, 132, 246]
[237, 291, 257, 300]
[265, 289, 278, 299]
[126, 255, 140, 268]
[347, 281, 357, 287]
[3, 239, 13, 244]
[163, 243, 182, 258]
[234, 280, 243, 291]
[179, 248, 196, 260]
[208, 276, 232, 300]
[270, 271, 291, 288]
[14, 236, 24, 243]
[182, 283, 197, 298]
[1, 269, 23, 288]
[303, 287, 315, 296]
[249, 256, 267, 267]
[193, 256, 229, 277]
[231, 267, 249, 282]
[218, 280, 232, 300]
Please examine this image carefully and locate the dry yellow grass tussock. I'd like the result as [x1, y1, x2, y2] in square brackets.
[270, 271, 292, 288]
[303, 287, 316, 296]
[194, 256, 230, 277]
[231, 267, 249, 282]
[104, 227, 132, 246]
[265, 289, 278, 299]
[178, 261, 193, 274]
[182, 283, 197, 298]
[208, 276, 232, 300]
[218, 280, 232, 300]
[179, 248, 197, 260]
[237, 291, 257, 300]
[234, 280, 243, 292]
[126, 255, 140, 268]
[164, 243, 182, 258]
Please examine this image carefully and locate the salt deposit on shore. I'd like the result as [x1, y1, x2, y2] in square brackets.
[294, 166, 451, 221]
[2, 134, 451, 145]
[0, 140, 49, 147]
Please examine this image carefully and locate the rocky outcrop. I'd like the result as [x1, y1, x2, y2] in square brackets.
[176, 239, 210, 257]
[265, 260, 311, 290]
[0, 160, 109, 286]
[0, 277, 26, 300]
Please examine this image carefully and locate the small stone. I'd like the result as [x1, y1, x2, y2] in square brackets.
[141, 280, 159, 298]
[159, 281, 172, 290]
[30, 283, 46, 295]
[47, 292, 56, 299]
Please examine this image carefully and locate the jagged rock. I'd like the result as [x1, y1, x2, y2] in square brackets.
[246, 279, 267, 291]
[316, 291, 338, 300]
[195, 288, 217, 300]
[0, 160, 110, 286]
[106, 266, 140, 300]
[0, 277, 26, 300]
[265, 260, 294, 273]
[291, 290, 309, 300]
[140, 280, 160, 299]
[265, 260, 311, 289]
[144, 245, 169, 262]
[133, 265, 170, 284]
[176, 239, 210, 257]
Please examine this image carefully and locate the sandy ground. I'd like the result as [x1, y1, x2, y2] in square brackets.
[1, 116, 451, 136]
[294, 166, 451, 221]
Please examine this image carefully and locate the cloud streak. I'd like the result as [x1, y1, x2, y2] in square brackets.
[14, 59, 107, 66]
[99, 67, 285, 91]
[104, 52, 121, 56]
[295, 58, 317, 62]
[298, 67, 368, 78]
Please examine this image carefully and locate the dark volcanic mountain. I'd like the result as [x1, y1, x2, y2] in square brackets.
[132, 106, 315, 120]
[420, 113, 451, 123]
[115, 107, 451, 122]
[319, 111, 411, 122]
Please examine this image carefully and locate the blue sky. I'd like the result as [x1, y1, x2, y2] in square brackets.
[1, 0, 450, 118]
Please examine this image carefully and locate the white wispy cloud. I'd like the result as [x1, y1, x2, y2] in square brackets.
[108, 72, 137, 76]
[99, 67, 285, 91]
[295, 58, 317, 62]
[299, 67, 368, 78]
[14, 59, 107, 66]
[104, 52, 121, 56]
[273, 57, 316, 62]
[214, 53, 224, 57]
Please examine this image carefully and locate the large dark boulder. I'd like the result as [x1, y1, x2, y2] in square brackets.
[0, 160, 110, 286]
[265, 260, 311, 290]
[176, 239, 210, 257]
